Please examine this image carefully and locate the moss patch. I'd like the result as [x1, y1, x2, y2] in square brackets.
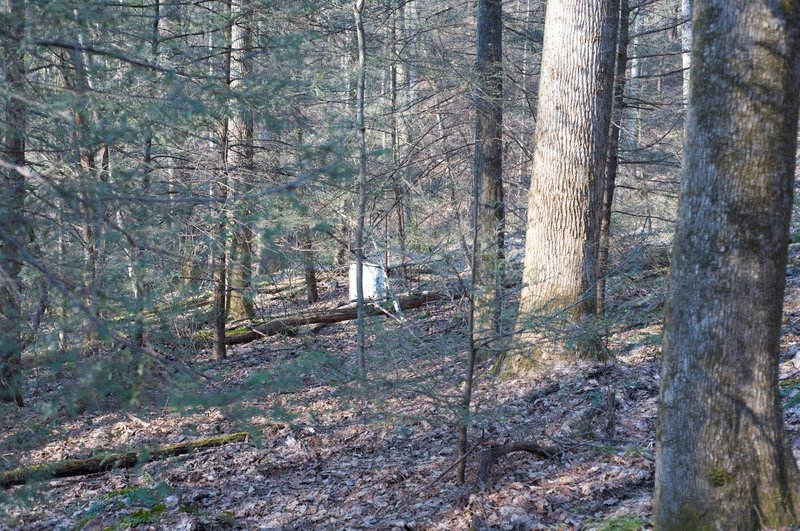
[708, 466, 736, 487]
[586, 514, 648, 530]
[105, 503, 166, 530]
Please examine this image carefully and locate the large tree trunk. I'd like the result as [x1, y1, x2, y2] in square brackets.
[0, 0, 27, 406]
[654, 1, 800, 528]
[227, 0, 255, 321]
[516, 0, 618, 360]
[472, 0, 505, 352]
[597, 0, 630, 315]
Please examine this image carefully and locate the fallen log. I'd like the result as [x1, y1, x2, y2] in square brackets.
[225, 290, 462, 345]
[152, 278, 302, 318]
[0, 432, 248, 488]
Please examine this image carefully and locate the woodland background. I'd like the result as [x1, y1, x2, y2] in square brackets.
[1, 0, 796, 529]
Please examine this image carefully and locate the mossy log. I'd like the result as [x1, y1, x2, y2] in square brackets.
[0, 432, 248, 488]
[224, 290, 462, 345]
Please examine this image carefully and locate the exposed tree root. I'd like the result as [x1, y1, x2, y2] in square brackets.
[476, 441, 557, 486]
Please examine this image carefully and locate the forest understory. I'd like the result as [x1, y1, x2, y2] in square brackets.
[4, 239, 800, 531]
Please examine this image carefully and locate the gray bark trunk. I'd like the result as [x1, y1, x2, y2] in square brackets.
[517, 0, 618, 358]
[654, 1, 800, 528]
[473, 0, 505, 351]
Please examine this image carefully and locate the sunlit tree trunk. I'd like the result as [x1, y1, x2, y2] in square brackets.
[0, 0, 27, 406]
[473, 0, 505, 353]
[655, 1, 800, 527]
[516, 0, 618, 360]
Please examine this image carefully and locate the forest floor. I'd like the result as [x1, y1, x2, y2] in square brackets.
[4, 242, 800, 530]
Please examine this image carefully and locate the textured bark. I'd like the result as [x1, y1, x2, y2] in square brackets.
[654, 1, 800, 528]
[517, 0, 618, 358]
[473, 0, 505, 351]
[227, 0, 255, 321]
[597, 0, 630, 315]
[0, 0, 26, 406]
